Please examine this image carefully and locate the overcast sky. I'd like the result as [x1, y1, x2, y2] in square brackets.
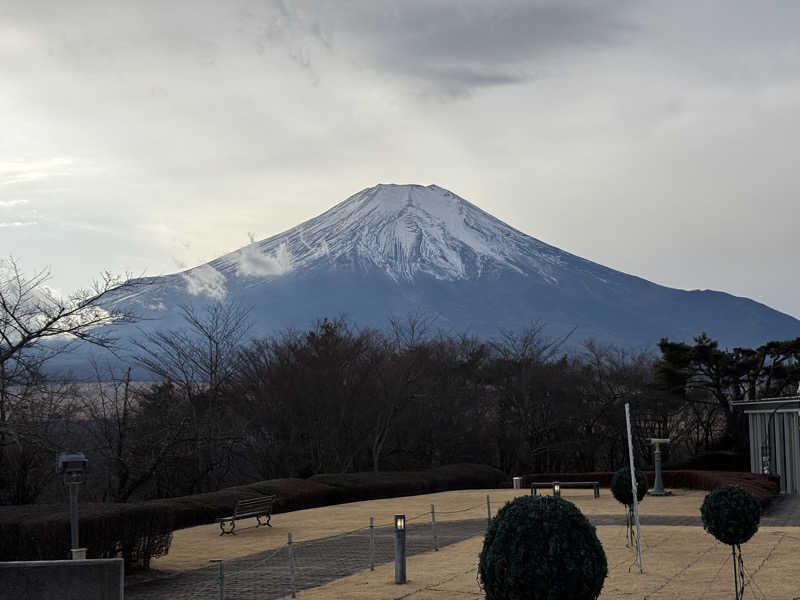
[2, 1, 799, 318]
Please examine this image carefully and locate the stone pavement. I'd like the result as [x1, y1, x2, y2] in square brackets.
[126, 518, 490, 600]
[126, 496, 800, 600]
[760, 494, 800, 526]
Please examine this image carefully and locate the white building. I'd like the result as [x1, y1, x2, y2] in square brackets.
[733, 393, 800, 495]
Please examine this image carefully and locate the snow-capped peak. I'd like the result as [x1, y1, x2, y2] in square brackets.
[207, 183, 566, 283]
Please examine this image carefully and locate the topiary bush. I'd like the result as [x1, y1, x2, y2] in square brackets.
[610, 467, 648, 506]
[700, 486, 760, 546]
[478, 495, 607, 600]
[700, 486, 761, 599]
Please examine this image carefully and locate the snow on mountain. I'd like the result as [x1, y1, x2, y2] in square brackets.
[87, 183, 800, 370]
[205, 183, 571, 288]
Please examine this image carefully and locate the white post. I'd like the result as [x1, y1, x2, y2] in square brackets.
[369, 517, 375, 571]
[288, 532, 296, 598]
[430, 504, 439, 551]
[625, 403, 644, 573]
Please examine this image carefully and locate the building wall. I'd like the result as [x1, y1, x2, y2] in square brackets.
[0, 558, 123, 600]
[748, 410, 800, 494]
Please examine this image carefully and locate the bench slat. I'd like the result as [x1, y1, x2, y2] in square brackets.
[235, 500, 274, 510]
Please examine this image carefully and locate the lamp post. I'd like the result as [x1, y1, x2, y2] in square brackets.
[553, 481, 561, 499]
[648, 439, 670, 496]
[394, 514, 406, 584]
[57, 452, 88, 559]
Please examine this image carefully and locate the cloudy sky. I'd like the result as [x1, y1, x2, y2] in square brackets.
[2, 1, 799, 318]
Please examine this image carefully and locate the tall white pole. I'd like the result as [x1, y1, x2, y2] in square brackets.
[625, 403, 644, 573]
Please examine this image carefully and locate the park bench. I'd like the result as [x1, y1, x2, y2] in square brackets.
[217, 495, 277, 535]
[530, 481, 600, 499]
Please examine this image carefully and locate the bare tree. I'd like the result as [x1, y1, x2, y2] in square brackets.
[132, 302, 252, 492]
[0, 256, 136, 371]
[0, 256, 137, 503]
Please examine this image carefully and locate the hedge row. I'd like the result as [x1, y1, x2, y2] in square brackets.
[156, 463, 507, 530]
[519, 470, 780, 508]
[310, 463, 508, 502]
[0, 502, 172, 570]
[1, 463, 506, 568]
[148, 478, 342, 531]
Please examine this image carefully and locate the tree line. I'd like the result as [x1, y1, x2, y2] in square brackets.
[2, 258, 799, 505]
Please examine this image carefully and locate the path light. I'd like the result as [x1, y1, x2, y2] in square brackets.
[553, 482, 561, 499]
[57, 452, 88, 559]
[394, 514, 406, 584]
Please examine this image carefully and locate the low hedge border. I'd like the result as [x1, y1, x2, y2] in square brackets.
[518, 471, 780, 508]
[153, 463, 506, 531]
[0, 463, 506, 568]
[0, 502, 172, 570]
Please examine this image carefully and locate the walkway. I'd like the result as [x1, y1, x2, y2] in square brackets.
[126, 494, 800, 600]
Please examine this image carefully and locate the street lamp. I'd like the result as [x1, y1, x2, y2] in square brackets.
[553, 482, 561, 499]
[394, 514, 406, 584]
[57, 452, 88, 559]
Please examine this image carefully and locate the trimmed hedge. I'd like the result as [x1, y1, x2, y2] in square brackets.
[148, 478, 341, 531]
[521, 471, 780, 508]
[310, 463, 507, 502]
[701, 486, 761, 546]
[153, 463, 506, 531]
[479, 496, 607, 600]
[0, 502, 173, 570]
[610, 467, 648, 507]
[2, 463, 505, 567]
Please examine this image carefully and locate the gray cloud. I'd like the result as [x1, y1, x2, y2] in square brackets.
[1, 1, 799, 320]
[261, 1, 634, 95]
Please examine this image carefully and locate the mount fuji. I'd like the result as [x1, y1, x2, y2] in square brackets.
[82, 183, 800, 368]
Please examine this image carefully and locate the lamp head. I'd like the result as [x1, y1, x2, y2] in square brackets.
[553, 481, 561, 498]
[394, 514, 405, 531]
[57, 452, 87, 484]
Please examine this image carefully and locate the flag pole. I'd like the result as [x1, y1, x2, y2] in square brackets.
[625, 402, 644, 573]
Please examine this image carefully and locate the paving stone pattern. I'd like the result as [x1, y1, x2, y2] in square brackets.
[126, 519, 490, 600]
[126, 496, 800, 600]
[761, 494, 800, 527]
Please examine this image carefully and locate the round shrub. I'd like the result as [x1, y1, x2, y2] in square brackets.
[479, 495, 607, 600]
[610, 467, 648, 506]
[700, 486, 760, 546]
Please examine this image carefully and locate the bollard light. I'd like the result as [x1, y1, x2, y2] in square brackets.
[553, 482, 561, 498]
[394, 514, 406, 584]
[57, 452, 88, 559]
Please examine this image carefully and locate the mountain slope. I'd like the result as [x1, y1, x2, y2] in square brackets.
[93, 183, 800, 364]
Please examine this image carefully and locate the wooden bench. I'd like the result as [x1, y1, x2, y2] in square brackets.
[530, 481, 600, 499]
[216, 495, 277, 535]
